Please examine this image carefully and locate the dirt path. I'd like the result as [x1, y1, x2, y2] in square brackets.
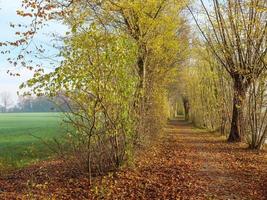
[0, 119, 266, 199]
[99, 119, 267, 199]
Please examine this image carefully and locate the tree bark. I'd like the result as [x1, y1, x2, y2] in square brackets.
[228, 76, 248, 142]
[182, 96, 190, 121]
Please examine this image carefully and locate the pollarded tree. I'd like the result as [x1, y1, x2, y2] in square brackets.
[189, 0, 267, 142]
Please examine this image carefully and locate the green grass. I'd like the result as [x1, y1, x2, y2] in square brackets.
[0, 113, 65, 170]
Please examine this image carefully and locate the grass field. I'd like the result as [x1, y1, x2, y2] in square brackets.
[0, 113, 65, 170]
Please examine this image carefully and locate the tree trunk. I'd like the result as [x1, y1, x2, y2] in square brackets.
[182, 96, 190, 121]
[134, 52, 147, 138]
[228, 77, 248, 142]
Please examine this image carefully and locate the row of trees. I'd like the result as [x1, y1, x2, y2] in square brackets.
[180, 0, 267, 149]
[7, 0, 189, 178]
[2, 0, 266, 177]
[0, 93, 59, 112]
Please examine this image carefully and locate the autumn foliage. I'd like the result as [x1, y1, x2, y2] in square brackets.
[0, 0, 266, 199]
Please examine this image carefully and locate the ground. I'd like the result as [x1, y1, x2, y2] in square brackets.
[0, 119, 266, 199]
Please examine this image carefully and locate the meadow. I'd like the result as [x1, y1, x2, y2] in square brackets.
[0, 113, 64, 170]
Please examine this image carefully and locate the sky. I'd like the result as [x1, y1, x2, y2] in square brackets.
[0, 0, 67, 104]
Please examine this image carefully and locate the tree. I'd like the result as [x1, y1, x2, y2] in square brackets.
[182, 96, 190, 121]
[189, 0, 267, 142]
[119, 0, 188, 135]
[17, 96, 59, 112]
[246, 72, 267, 149]
[9, 0, 189, 174]
[180, 41, 233, 131]
[13, 0, 189, 136]
[0, 92, 13, 112]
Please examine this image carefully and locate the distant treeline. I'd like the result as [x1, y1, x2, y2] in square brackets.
[2, 96, 67, 113]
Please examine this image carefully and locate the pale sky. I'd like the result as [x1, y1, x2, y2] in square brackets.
[0, 0, 67, 103]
